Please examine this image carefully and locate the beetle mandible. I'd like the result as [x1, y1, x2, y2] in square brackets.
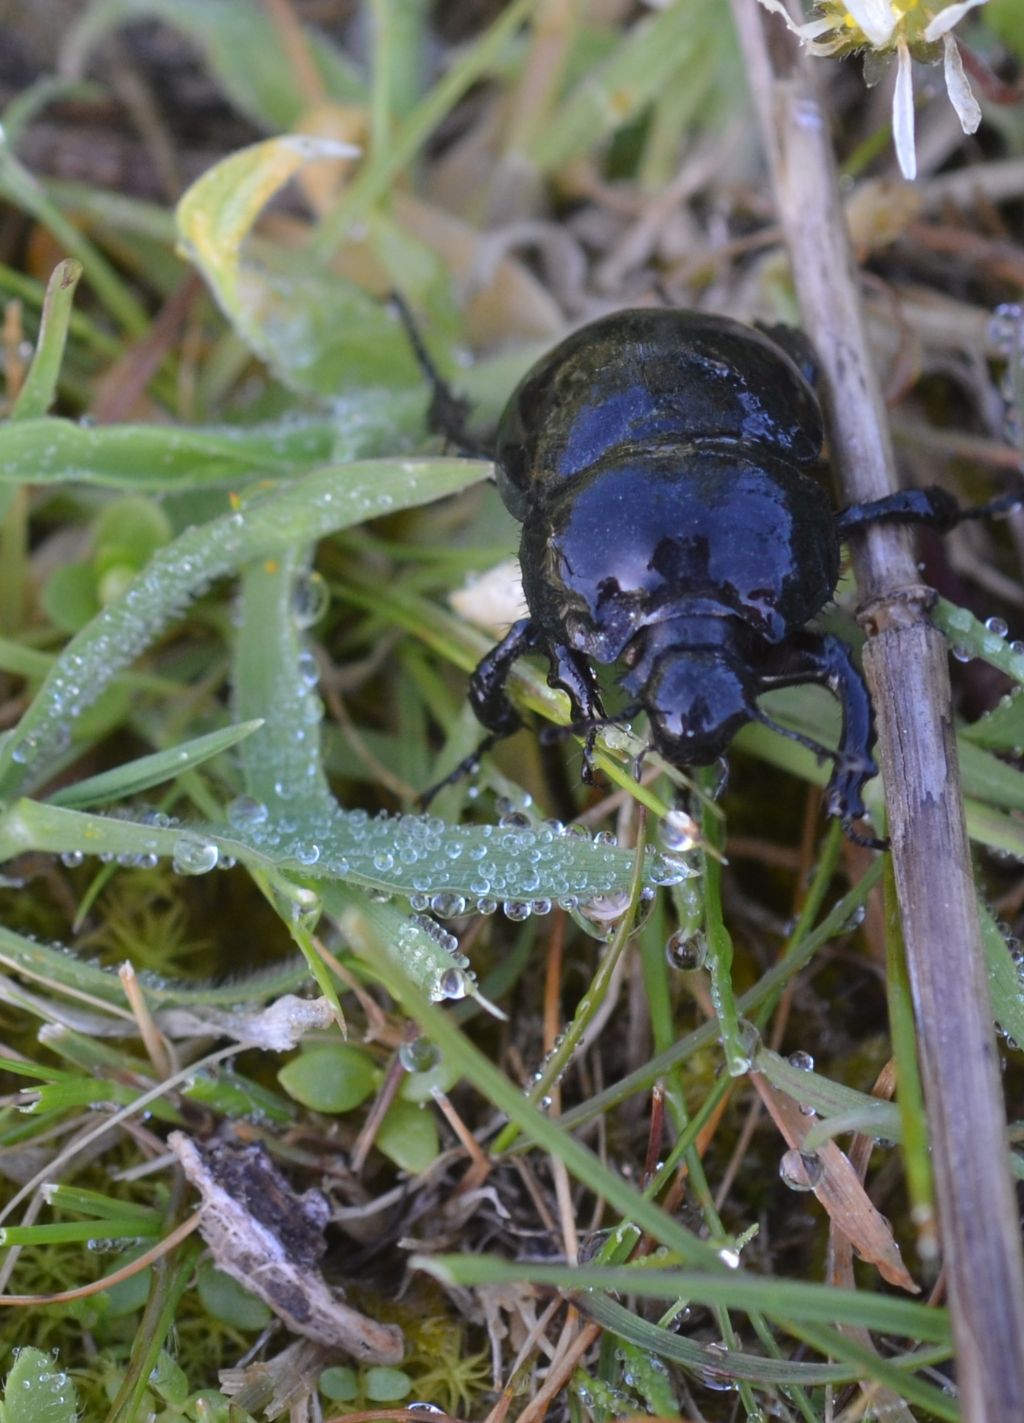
[412, 306, 1015, 841]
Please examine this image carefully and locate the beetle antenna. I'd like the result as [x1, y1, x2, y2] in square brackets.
[388, 291, 483, 456]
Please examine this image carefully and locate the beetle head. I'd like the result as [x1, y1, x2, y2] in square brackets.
[641, 648, 758, 766]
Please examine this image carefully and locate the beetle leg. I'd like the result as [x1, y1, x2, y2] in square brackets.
[469, 618, 540, 736]
[837, 485, 1024, 538]
[754, 632, 880, 836]
[546, 643, 605, 782]
[420, 619, 538, 805]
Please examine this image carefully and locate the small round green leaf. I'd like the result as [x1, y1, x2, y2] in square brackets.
[100, 1252, 152, 1318]
[197, 1261, 272, 1330]
[319, 1366, 360, 1402]
[278, 1042, 380, 1113]
[148, 1352, 189, 1406]
[364, 1367, 412, 1403]
[41, 562, 100, 633]
[1, 1347, 78, 1423]
[375, 1099, 440, 1173]
[94, 496, 173, 576]
[397, 1051, 460, 1104]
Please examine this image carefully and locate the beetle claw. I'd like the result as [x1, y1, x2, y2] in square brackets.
[582, 727, 602, 779]
[841, 818, 889, 852]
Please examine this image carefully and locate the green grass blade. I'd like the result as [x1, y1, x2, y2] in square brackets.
[62, 0, 364, 130]
[415, 1256, 950, 1341]
[48, 720, 265, 808]
[0, 137, 148, 334]
[884, 855, 937, 1258]
[11, 259, 82, 420]
[312, 0, 540, 254]
[0, 456, 487, 793]
[559, 859, 885, 1129]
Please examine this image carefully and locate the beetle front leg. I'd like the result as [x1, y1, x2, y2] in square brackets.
[756, 632, 879, 835]
[546, 643, 605, 782]
[468, 617, 540, 737]
[421, 619, 539, 805]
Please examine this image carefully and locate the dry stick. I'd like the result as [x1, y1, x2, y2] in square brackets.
[729, 3, 1024, 1419]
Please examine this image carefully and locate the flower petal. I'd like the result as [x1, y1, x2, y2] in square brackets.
[893, 40, 917, 181]
[754, 0, 835, 38]
[942, 32, 982, 133]
[798, 19, 838, 39]
[923, 0, 988, 43]
[844, 0, 899, 48]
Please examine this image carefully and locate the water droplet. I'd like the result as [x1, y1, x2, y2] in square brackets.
[787, 1049, 814, 1072]
[985, 616, 1009, 639]
[297, 647, 320, 687]
[433, 967, 467, 1001]
[659, 808, 699, 852]
[780, 1149, 824, 1191]
[665, 929, 708, 971]
[648, 851, 693, 885]
[399, 1038, 441, 1073]
[988, 302, 1024, 352]
[581, 891, 630, 922]
[292, 570, 330, 628]
[840, 903, 866, 932]
[430, 892, 466, 918]
[59, 850, 84, 868]
[172, 834, 219, 875]
[726, 1019, 761, 1076]
[503, 900, 531, 921]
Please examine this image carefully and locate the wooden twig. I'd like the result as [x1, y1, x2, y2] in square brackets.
[729, 3, 1024, 1419]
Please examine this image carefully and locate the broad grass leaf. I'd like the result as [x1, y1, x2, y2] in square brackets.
[176, 137, 421, 398]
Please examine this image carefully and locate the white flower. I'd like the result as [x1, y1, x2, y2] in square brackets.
[757, 1, 988, 180]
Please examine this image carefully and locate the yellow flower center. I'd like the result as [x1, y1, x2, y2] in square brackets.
[820, 1, 955, 52]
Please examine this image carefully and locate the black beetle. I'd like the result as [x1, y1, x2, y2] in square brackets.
[408, 305, 1015, 840]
